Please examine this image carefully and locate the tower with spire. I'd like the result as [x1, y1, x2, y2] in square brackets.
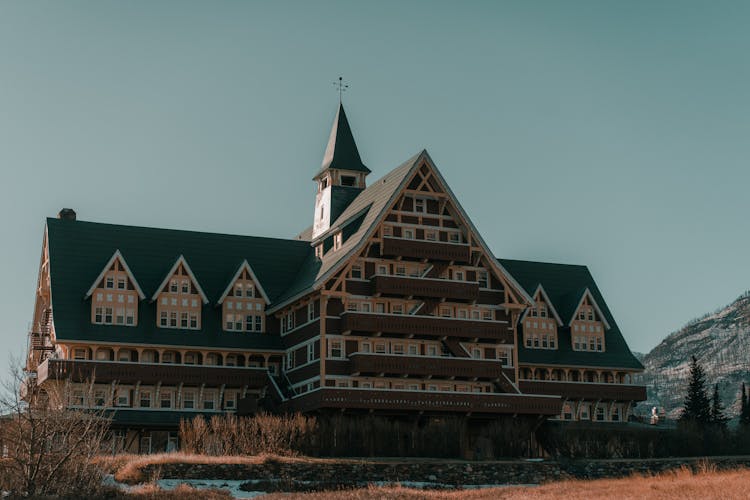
[312, 103, 371, 239]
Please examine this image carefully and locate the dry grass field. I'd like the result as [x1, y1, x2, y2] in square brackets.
[260, 468, 750, 500]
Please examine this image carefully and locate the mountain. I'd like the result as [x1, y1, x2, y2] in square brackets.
[635, 291, 750, 419]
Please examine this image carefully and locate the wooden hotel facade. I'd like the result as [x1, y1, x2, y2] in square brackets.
[24, 104, 645, 452]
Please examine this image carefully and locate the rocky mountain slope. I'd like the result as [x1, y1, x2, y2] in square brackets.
[635, 292, 750, 419]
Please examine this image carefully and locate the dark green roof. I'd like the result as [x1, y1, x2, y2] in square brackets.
[316, 103, 370, 177]
[330, 185, 364, 223]
[46, 218, 317, 350]
[499, 258, 643, 371]
[107, 409, 217, 428]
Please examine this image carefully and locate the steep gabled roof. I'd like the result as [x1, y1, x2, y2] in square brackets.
[216, 260, 270, 304]
[151, 255, 209, 305]
[46, 217, 312, 350]
[315, 103, 370, 177]
[499, 258, 643, 370]
[568, 288, 612, 330]
[520, 284, 563, 326]
[84, 249, 146, 300]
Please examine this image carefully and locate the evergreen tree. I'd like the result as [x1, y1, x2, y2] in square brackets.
[680, 356, 711, 425]
[741, 382, 750, 427]
[710, 383, 728, 428]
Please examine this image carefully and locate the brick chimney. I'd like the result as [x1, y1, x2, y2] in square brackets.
[58, 208, 77, 221]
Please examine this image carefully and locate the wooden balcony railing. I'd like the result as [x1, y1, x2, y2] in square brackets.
[349, 353, 509, 380]
[519, 380, 647, 402]
[36, 358, 271, 388]
[382, 237, 471, 263]
[372, 275, 479, 301]
[285, 388, 561, 415]
[340, 312, 513, 343]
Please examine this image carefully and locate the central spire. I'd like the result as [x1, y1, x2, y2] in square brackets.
[317, 103, 370, 178]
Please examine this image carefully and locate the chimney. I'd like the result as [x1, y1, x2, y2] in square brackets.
[58, 208, 77, 221]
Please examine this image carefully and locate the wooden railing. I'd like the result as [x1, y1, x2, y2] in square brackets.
[36, 358, 271, 388]
[340, 312, 513, 343]
[349, 353, 508, 380]
[285, 388, 561, 415]
[519, 380, 647, 401]
[372, 275, 479, 301]
[382, 237, 471, 263]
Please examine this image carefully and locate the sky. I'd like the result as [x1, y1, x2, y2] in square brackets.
[1, 1, 749, 373]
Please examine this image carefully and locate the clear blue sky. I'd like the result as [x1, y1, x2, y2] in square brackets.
[1, 1, 748, 372]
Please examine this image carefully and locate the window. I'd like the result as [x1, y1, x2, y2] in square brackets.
[526, 336, 532, 347]
[286, 351, 295, 370]
[94, 390, 106, 407]
[408, 344, 418, 355]
[351, 265, 362, 279]
[181, 280, 189, 294]
[105, 277, 114, 289]
[181, 312, 189, 328]
[190, 314, 198, 328]
[382, 226, 392, 237]
[162, 352, 174, 363]
[254, 315, 263, 332]
[425, 230, 436, 241]
[184, 353, 196, 365]
[360, 342, 371, 353]
[375, 302, 385, 313]
[415, 198, 425, 213]
[392, 304, 404, 315]
[471, 348, 481, 359]
[203, 392, 215, 410]
[224, 392, 236, 410]
[140, 391, 151, 408]
[455, 271, 464, 281]
[95, 307, 103, 324]
[118, 350, 131, 362]
[169, 312, 177, 327]
[426, 345, 438, 356]
[396, 266, 406, 276]
[126, 309, 135, 325]
[308, 302, 315, 321]
[361, 302, 371, 313]
[347, 302, 358, 312]
[499, 350, 509, 366]
[104, 308, 113, 324]
[116, 389, 130, 407]
[596, 407, 606, 421]
[73, 348, 87, 360]
[449, 232, 460, 243]
[183, 391, 195, 409]
[440, 307, 452, 318]
[246, 285, 254, 298]
[341, 175, 357, 187]
[375, 342, 386, 354]
[404, 229, 414, 239]
[160, 391, 173, 408]
[477, 271, 488, 288]
[245, 315, 253, 331]
[392, 343, 404, 355]
[330, 340, 343, 359]
[307, 343, 315, 363]
[170, 280, 178, 293]
[378, 265, 387, 275]
[117, 278, 126, 290]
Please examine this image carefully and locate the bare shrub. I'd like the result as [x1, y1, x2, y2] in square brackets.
[0, 359, 112, 497]
[179, 412, 315, 456]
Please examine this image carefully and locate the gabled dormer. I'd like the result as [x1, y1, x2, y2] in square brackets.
[217, 260, 268, 333]
[521, 285, 563, 349]
[312, 103, 370, 240]
[569, 288, 610, 352]
[85, 250, 145, 326]
[152, 256, 208, 330]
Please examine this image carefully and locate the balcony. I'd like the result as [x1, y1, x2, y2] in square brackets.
[382, 237, 471, 263]
[349, 353, 509, 380]
[36, 358, 271, 388]
[519, 380, 647, 402]
[371, 275, 479, 301]
[340, 312, 513, 343]
[285, 388, 561, 415]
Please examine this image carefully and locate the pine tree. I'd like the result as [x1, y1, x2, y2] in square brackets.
[741, 382, 750, 427]
[680, 356, 711, 425]
[710, 383, 728, 428]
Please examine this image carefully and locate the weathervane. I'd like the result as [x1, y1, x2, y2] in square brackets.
[333, 76, 349, 103]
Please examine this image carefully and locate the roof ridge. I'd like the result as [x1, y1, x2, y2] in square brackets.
[46, 217, 310, 246]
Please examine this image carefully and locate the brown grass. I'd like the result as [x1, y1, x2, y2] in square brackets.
[125, 483, 232, 499]
[95, 452, 350, 484]
[260, 468, 750, 499]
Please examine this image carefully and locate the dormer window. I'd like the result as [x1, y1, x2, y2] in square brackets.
[153, 257, 207, 330]
[87, 251, 145, 328]
[219, 261, 267, 333]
